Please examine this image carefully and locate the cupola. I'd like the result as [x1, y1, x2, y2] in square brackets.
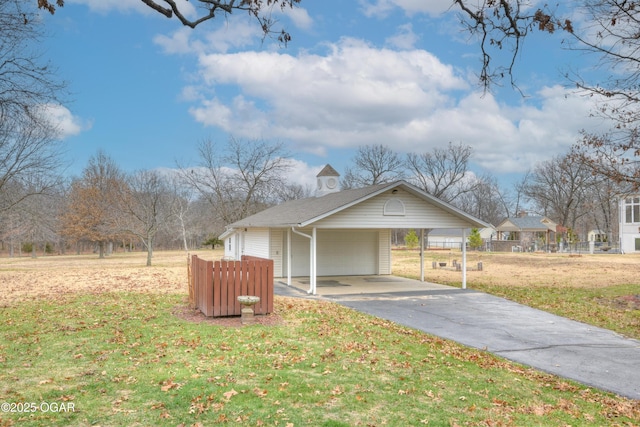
[316, 164, 340, 197]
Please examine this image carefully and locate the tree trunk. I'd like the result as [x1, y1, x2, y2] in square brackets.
[146, 238, 153, 267]
[98, 241, 105, 259]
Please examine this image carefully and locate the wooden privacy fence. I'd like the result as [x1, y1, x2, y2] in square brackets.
[189, 254, 274, 318]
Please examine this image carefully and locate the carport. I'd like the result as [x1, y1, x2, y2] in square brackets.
[220, 171, 488, 295]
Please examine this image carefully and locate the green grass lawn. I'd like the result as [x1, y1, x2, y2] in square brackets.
[1, 292, 638, 426]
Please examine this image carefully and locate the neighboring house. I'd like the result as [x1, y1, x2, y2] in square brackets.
[619, 195, 640, 253]
[495, 214, 558, 252]
[220, 165, 489, 293]
[426, 227, 496, 250]
[587, 229, 607, 243]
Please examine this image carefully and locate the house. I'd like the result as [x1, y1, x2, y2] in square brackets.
[220, 165, 489, 294]
[619, 195, 640, 253]
[495, 213, 558, 252]
[587, 229, 607, 243]
[426, 227, 496, 250]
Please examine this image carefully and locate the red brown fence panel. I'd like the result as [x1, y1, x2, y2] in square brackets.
[190, 255, 274, 317]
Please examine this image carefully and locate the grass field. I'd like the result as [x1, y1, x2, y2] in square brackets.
[0, 249, 638, 426]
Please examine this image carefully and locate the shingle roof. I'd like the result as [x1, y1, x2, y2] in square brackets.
[316, 164, 340, 177]
[496, 216, 557, 232]
[222, 180, 490, 235]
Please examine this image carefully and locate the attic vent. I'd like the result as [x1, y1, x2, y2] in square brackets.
[383, 199, 405, 216]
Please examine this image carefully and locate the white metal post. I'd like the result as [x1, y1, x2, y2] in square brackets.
[461, 228, 467, 289]
[420, 228, 425, 282]
[287, 228, 292, 286]
[311, 227, 317, 295]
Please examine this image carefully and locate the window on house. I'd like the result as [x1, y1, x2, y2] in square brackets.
[636, 238, 640, 251]
[383, 199, 405, 216]
[625, 197, 640, 223]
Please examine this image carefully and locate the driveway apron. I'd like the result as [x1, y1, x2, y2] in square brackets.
[275, 281, 640, 400]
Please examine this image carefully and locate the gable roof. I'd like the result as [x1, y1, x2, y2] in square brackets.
[316, 164, 340, 177]
[221, 180, 489, 235]
[496, 216, 557, 232]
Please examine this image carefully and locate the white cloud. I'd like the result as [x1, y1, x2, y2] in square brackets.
[385, 23, 418, 49]
[67, 0, 169, 15]
[41, 104, 92, 139]
[190, 38, 467, 142]
[286, 7, 313, 31]
[180, 36, 608, 174]
[359, 0, 454, 17]
[154, 15, 263, 55]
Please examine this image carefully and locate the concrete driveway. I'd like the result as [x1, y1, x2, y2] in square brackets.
[275, 276, 640, 400]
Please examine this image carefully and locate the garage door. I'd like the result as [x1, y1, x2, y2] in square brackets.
[289, 230, 378, 276]
[317, 230, 378, 275]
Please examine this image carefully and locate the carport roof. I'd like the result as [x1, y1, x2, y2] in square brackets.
[221, 180, 489, 235]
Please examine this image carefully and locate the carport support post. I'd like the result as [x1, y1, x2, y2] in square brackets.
[461, 228, 467, 290]
[291, 226, 316, 294]
[420, 229, 425, 282]
[311, 227, 317, 295]
[286, 228, 292, 286]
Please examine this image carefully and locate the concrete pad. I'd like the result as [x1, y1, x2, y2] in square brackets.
[280, 275, 452, 295]
[274, 276, 640, 400]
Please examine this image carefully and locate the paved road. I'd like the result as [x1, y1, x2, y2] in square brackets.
[275, 282, 640, 400]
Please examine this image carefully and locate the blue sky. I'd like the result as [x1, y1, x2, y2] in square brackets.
[41, 0, 609, 188]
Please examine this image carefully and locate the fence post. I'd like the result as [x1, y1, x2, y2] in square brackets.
[202, 260, 214, 317]
[213, 261, 221, 317]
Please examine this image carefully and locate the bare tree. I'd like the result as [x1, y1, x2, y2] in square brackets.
[118, 170, 176, 266]
[180, 137, 292, 227]
[523, 154, 593, 230]
[583, 175, 621, 244]
[573, 132, 640, 191]
[274, 182, 314, 201]
[341, 144, 405, 189]
[406, 142, 475, 203]
[0, 1, 66, 218]
[453, 173, 510, 226]
[1, 0, 65, 124]
[510, 170, 531, 218]
[0, 118, 64, 214]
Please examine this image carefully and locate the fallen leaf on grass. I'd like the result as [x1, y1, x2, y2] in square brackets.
[160, 378, 182, 392]
[253, 387, 268, 397]
[223, 389, 238, 400]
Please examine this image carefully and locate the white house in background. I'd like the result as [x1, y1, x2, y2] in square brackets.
[587, 229, 607, 243]
[619, 195, 640, 253]
[219, 165, 489, 294]
[426, 227, 496, 249]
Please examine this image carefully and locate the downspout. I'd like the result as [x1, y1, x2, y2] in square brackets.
[291, 226, 316, 294]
